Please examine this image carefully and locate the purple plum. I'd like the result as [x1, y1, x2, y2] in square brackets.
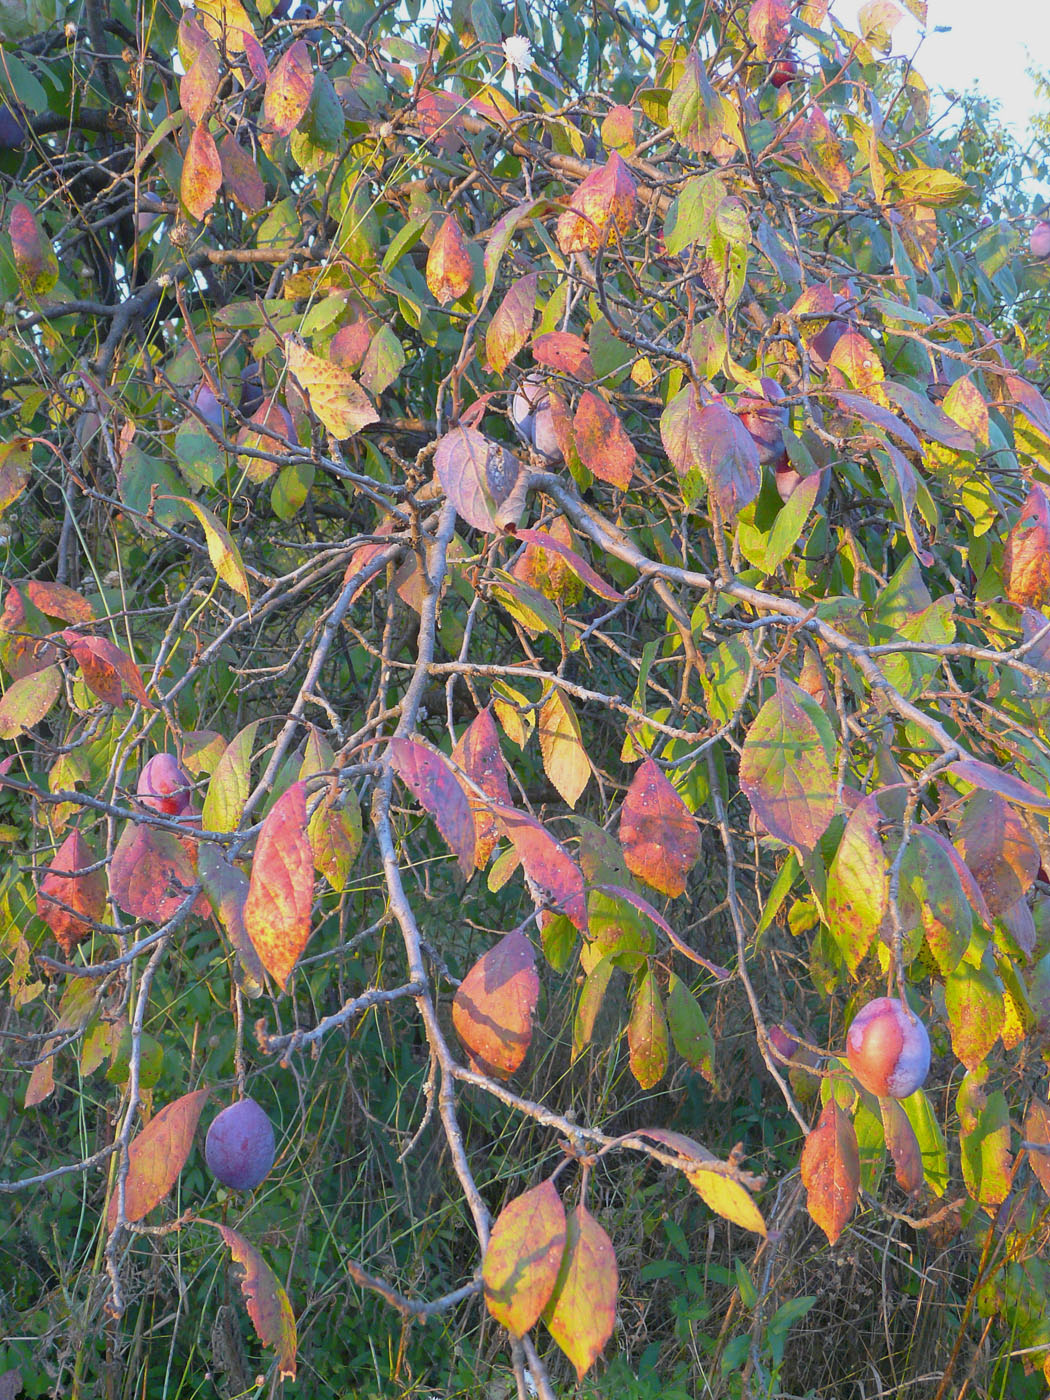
[205, 1097, 275, 1190]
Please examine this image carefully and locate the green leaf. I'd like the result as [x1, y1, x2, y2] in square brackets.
[739, 676, 836, 851]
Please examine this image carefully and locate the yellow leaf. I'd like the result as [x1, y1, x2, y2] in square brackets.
[687, 1169, 767, 1236]
[538, 689, 590, 807]
[170, 496, 251, 605]
[195, 0, 256, 52]
[284, 336, 379, 439]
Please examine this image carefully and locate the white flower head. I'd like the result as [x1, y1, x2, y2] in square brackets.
[502, 34, 533, 74]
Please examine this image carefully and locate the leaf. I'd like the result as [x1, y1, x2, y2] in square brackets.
[24, 580, 94, 623]
[284, 337, 378, 439]
[542, 1206, 617, 1381]
[0, 663, 61, 739]
[660, 389, 761, 519]
[452, 706, 512, 869]
[243, 781, 314, 991]
[748, 0, 791, 58]
[573, 955, 615, 1058]
[900, 1088, 948, 1195]
[168, 496, 251, 605]
[8, 201, 58, 296]
[594, 882, 730, 980]
[106, 1089, 210, 1229]
[665, 972, 715, 1082]
[214, 1225, 297, 1380]
[1003, 486, 1050, 608]
[1024, 1098, 1050, 1199]
[801, 1098, 859, 1246]
[217, 134, 265, 213]
[945, 962, 1004, 1071]
[434, 425, 526, 533]
[956, 789, 1039, 916]
[512, 528, 625, 602]
[880, 1096, 923, 1195]
[739, 677, 836, 852]
[198, 844, 266, 997]
[531, 331, 594, 380]
[619, 755, 700, 898]
[538, 690, 590, 808]
[201, 720, 258, 832]
[573, 391, 637, 489]
[110, 823, 207, 924]
[263, 39, 312, 137]
[389, 737, 476, 876]
[483, 1180, 567, 1336]
[941, 377, 989, 446]
[556, 152, 637, 256]
[0, 439, 31, 515]
[668, 48, 725, 156]
[179, 36, 220, 123]
[495, 807, 589, 931]
[62, 632, 153, 708]
[881, 381, 975, 452]
[37, 830, 106, 956]
[426, 215, 474, 305]
[299, 739, 361, 895]
[628, 968, 669, 1089]
[181, 123, 222, 220]
[957, 1068, 1012, 1207]
[898, 827, 971, 974]
[486, 272, 538, 373]
[826, 791, 888, 972]
[453, 930, 539, 1078]
[892, 166, 972, 206]
[687, 1169, 767, 1235]
[359, 324, 406, 397]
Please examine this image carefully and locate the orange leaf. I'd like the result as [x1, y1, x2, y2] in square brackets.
[263, 39, 312, 137]
[542, 1205, 617, 1380]
[573, 390, 636, 489]
[483, 1179, 566, 1336]
[556, 151, 637, 256]
[106, 1088, 210, 1229]
[800, 1097, 859, 1245]
[181, 122, 222, 220]
[426, 214, 474, 305]
[452, 930, 539, 1078]
[243, 781, 314, 991]
[62, 631, 153, 708]
[495, 807, 589, 932]
[214, 1225, 298, 1380]
[1004, 486, 1050, 609]
[619, 756, 700, 898]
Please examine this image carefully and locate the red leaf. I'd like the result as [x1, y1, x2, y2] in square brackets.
[214, 1225, 298, 1380]
[37, 830, 106, 956]
[426, 214, 474, 305]
[495, 807, 589, 932]
[619, 756, 700, 898]
[512, 527, 625, 602]
[218, 134, 266, 213]
[555, 152, 637, 256]
[880, 1096, 924, 1195]
[263, 39, 312, 137]
[198, 844, 266, 997]
[8, 201, 58, 295]
[573, 391, 637, 489]
[110, 822, 208, 924]
[181, 123, 222, 220]
[452, 706, 512, 868]
[62, 631, 153, 708]
[661, 388, 761, 518]
[453, 930, 539, 1078]
[956, 789, 1039, 917]
[801, 1097, 859, 1245]
[483, 1179, 567, 1336]
[542, 1206, 618, 1380]
[243, 781, 314, 991]
[106, 1088, 210, 1229]
[531, 331, 594, 380]
[389, 737, 476, 876]
[433, 425, 526, 533]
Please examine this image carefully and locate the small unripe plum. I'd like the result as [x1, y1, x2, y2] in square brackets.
[205, 1097, 275, 1190]
[769, 58, 797, 88]
[769, 1022, 799, 1061]
[1029, 220, 1050, 259]
[137, 753, 192, 816]
[189, 379, 225, 431]
[846, 997, 930, 1099]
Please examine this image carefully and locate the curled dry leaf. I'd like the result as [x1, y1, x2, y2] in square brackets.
[453, 930, 539, 1078]
[37, 829, 106, 955]
[106, 1088, 210, 1229]
[243, 781, 314, 991]
[214, 1224, 298, 1380]
[483, 1179, 566, 1336]
[619, 755, 700, 898]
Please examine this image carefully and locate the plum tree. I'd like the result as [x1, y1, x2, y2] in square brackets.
[204, 1098, 275, 1191]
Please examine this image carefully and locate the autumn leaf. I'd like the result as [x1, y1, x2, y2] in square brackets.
[37, 830, 106, 955]
[284, 336, 379, 439]
[181, 123, 222, 220]
[748, 0, 791, 57]
[243, 781, 314, 991]
[486, 272, 538, 373]
[826, 791, 888, 972]
[739, 676, 835, 851]
[263, 39, 312, 137]
[213, 1225, 298, 1380]
[389, 737, 476, 876]
[543, 1206, 618, 1380]
[434, 425, 526, 533]
[0, 664, 62, 739]
[218, 134, 266, 213]
[687, 1168, 767, 1235]
[573, 391, 637, 489]
[880, 1095, 923, 1195]
[556, 152, 637, 255]
[9, 201, 58, 295]
[110, 823, 208, 925]
[495, 807, 589, 932]
[538, 690, 590, 808]
[62, 632, 153, 709]
[426, 214, 474, 305]
[452, 930, 539, 1078]
[628, 968, 669, 1089]
[452, 706, 512, 868]
[106, 1089, 210, 1229]
[801, 1097, 860, 1245]
[619, 756, 700, 898]
[168, 496, 251, 605]
[179, 36, 220, 123]
[201, 719, 258, 832]
[483, 1179, 566, 1336]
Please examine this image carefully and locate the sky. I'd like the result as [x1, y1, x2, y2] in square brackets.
[834, 0, 1045, 141]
